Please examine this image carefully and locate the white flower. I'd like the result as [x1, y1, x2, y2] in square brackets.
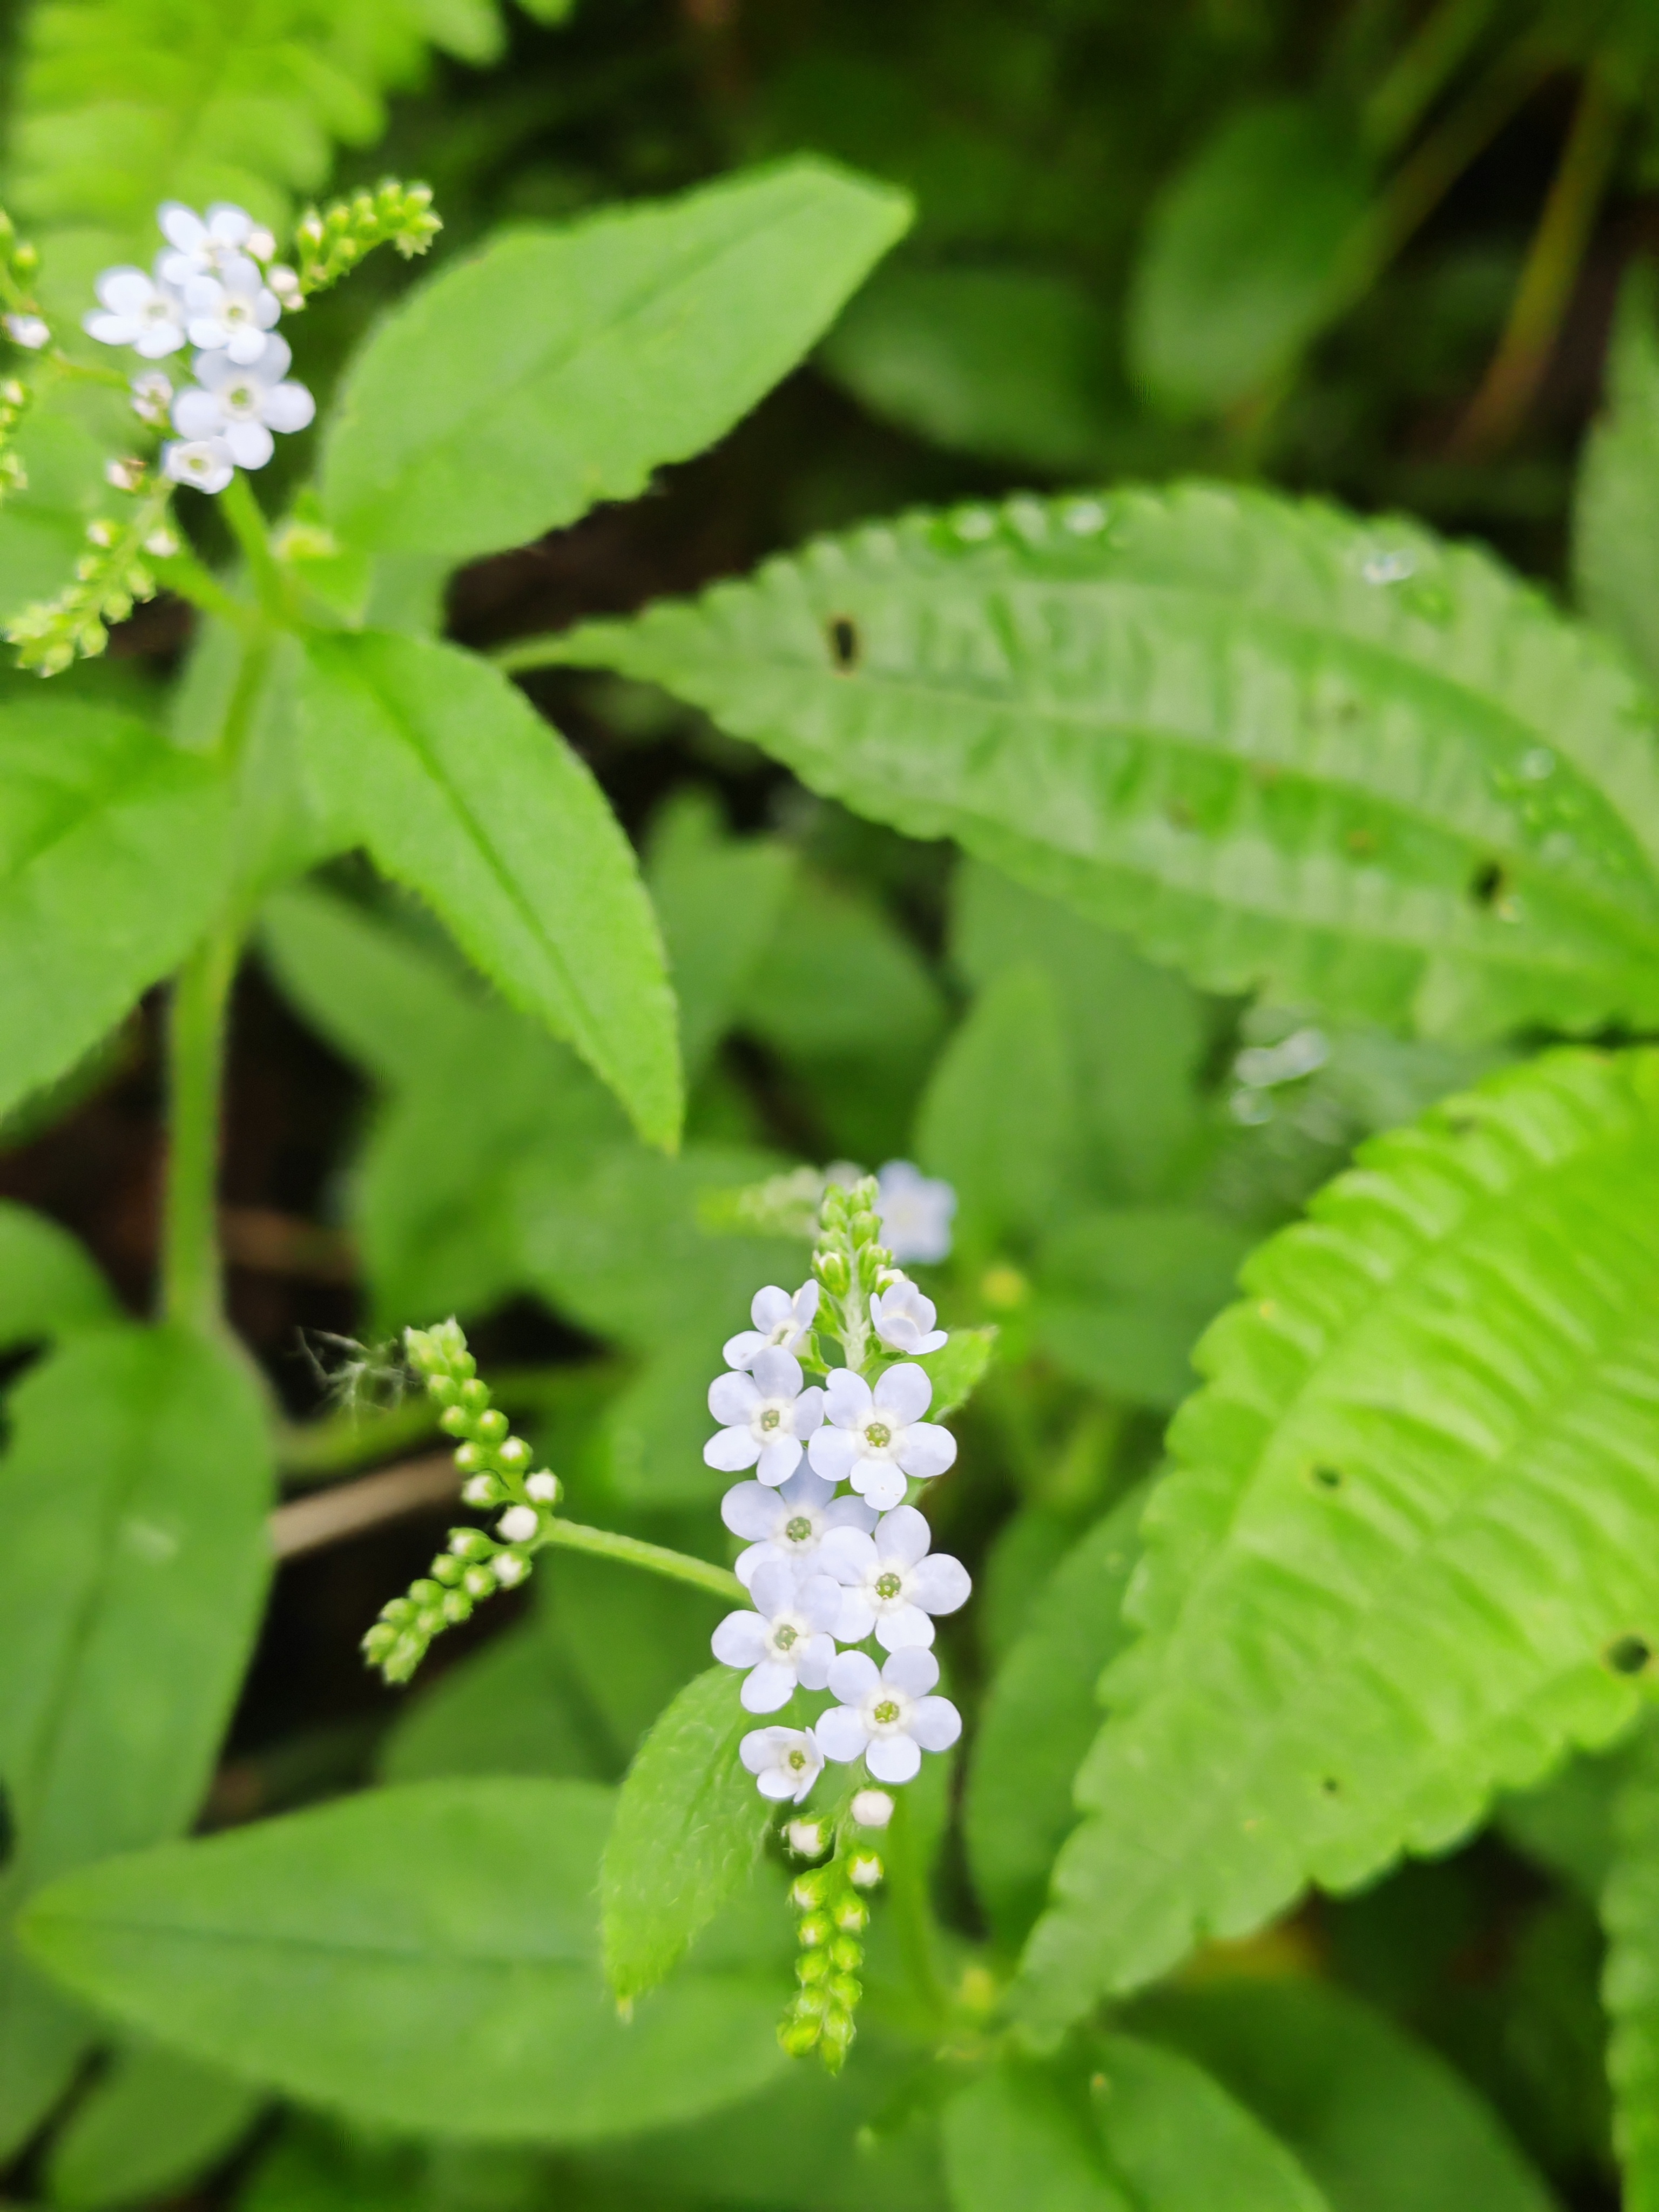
[157, 200, 261, 285]
[130, 371, 173, 426]
[851, 1788, 893, 1828]
[817, 1646, 961, 1784]
[869, 1279, 947, 1356]
[183, 262, 281, 362]
[710, 1557, 840, 1712]
[807, 1364, 956, 1512]
[496, 1505, 538, 1544]
[171, 337, 314, 469]
[876, 1160, 955, 1265]
[740, 1725, 824, 1803]
[4, 313, 49, 350]
[724, 1280, 820, 1368]
[268, 264, 304, 312]
[161, 437, 234, 494]
[85, 267, 186, 358]
[721, 1465, 875, 1589]
[819, 1503, 971, 1651]
[704, 1345, 825, 1487]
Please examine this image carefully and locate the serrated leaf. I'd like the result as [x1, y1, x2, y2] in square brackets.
[296, 629, 680, 1150]
[538, 483, 1659, 1041]
[21, 1779, 788, 2143]
[1573, 261, 1659, 690]
[0, 1201, 114, 1351]
[943, 2063, 1131, 2212]
[1602, 1724, 1659, 2210]
[0, 1327, 272, 2159]
[0, 700, 230, 1125]
[46, 2041, 261, 2211]
[322, 159, 912, 562]
[602, 1665, 776, 2001]
[1094, 2034, 1331, 2211]
[1130, 1978, 1558, 2212]
[1016, 1048, 1659, 2028]
[966, 1482, 1150, 1946]
[919, 1325, 996, 1420]
[1127, 102, 1370, 418]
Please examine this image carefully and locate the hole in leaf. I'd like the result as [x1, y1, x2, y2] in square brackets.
[1346, 827, 1377, 856]
[1469, 859, 1508, 909]
[1165, 797, 1195, 831]
[1445, 1112, 1478, 1135]
[1321, 1776, 1341, 1796]
[0, 1781, 12, 1874]
[1606, 1634, 1652, 1676]
[826, 616, 860, 672]
[1311, 1465, 1343, 1491]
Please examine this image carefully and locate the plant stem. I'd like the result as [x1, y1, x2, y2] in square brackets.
[536, 1516, 745, 1603]
[1454, 60, 1626, 457]
[1364, 0, 1499, 157]
[885, 1786, 948, 2023]
[161, 925, 239, 1335]
[219, 470, 289, 626]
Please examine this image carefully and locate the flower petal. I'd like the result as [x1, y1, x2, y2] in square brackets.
[750, 1557, 797, 1618]
[896, 1421, 957, 1480]
[261, 380, 314, 434]
[721, 1481, 782, 1541]
[711, 1610, 768, 1668]
[814, 1705, 871, 1763]
[828, 1648, 880, 1703]
[788, 1385, 825, 1439]
[883, 1646, 940, 1697]
[780, 1467, 836, 1512]
[225, 419, 273, 469]
[834, 1592, 878, 1644]
[799, 1574, 844, 1633]
[709, 1371, 759, 1424]
[756, 1435, 804, 1487]
[824, 1368, 873, 1428]
[739, 1725, 792, 1775]
[704, 1425, 761, 1473]
[158, 204, 205, 251]
[851, 1461, 907, 1512]
[911, 1695, 963, 1752]
[134, 325, 185, 359]
[740, 1661, 796, 1714]
[171, 387, 222, 439]
[807, 1427, 860, 1483]
[99, 268, 153, 314]
[874, 1505, 930, 1569]
[866, 1734, 922, 1784]
[734, 1542, 767, 1589]
[85, 312, 137, 345]
[723, 1328, 766, 1369]
[874, 1363, 931, 1425]
[751, 1285, 793, 1331]
[818, 1527, 878, 1584]
[751, 1346, 803, 1400]
[825, 1494, 879, 1535]
[911, 1553, 972, 1616]
[756, 1766, 797, 1800]
[875, 1604, 935, 1653]
[795, 1633, 836, 1691]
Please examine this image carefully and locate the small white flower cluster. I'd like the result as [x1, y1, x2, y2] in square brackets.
[85, 201, 313, 495]
[708, 1177, 969, 1799]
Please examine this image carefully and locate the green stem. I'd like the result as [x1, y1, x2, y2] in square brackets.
[161, 926, 239, 1334]
[1363, 0, 1499, 156]
[535, 1516, 744, 1604]
[885, 1786, 948, 2022]
[150, 545, 260, 634]
[219, 470, 289, 626]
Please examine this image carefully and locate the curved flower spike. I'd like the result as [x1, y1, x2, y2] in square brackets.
[819, 1504, 971, 1651]
[724, 1279, 820, 1368]
[807, 1364, 956, 1512]
[705, 1345, 824, 1487]
[711, 1557, 840, 1712]
[869, 1279, 947, 1356]
[817, 1645, 961, 1785]
[721, 1465, 875, 1589]
[740, 1724, 824, 1803]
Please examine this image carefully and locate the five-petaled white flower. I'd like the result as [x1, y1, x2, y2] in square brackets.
[724, 1279, 819, 1369]
[876, 1160, 956, 1265]
[183, 262, 281, 363]
[740, 1724, 824, 1803]
[807, 1364, 955, 1512]
[722, 1465, 875, 1590]
[157, 201, 263, 286]
[161, 436, 234, 494]
[817, 1646, 961, 1784]
[819, 1504, 970, 1651]
[705, 1345, 824, 1487]
[85, 268, 186, 358]
[171, 337, 314, 469]
[711, 1557, 840, 1712]
[869, 1278, 947, 1357]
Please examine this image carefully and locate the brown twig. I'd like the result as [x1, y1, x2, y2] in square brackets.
[269, 1451, 458, 1561]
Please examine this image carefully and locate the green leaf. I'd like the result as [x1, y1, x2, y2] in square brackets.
[541, 484, 1659, 1041]
[1602, 1725, 1659, 2209]
[1573, 261, 1659, 690]
[377, 1615, 614, 1788]
[1016, 1048, 1659, 2028]
[0, 699, 230, 1125]
[322, 159, 912, 562]
[1127, 102, 1370, 419]
[550, 1552, 727, 1764]
[0, 1201, 114, 1352]
[0, 1327, 272, 2159]
[919, 1325, 996, 1420]
[1129, 1978, 1559, 2212]
[646, 800, 798, 1090]
[46, 2041, 261, 2211]
[1093, 2034, 1332, 2211]
[296, 630, 680, 1149]
[1031, 1210, 1252, 1412]
[22, 1779, 790, 2143]
[916, 963, 1075, 1252]
[966, 1482, 1151, 1946]
[1498, 1723, 1649, 1902]
[820, 263, 1121, 472]
[602, 1665, 776, 2002]
[943, 2063, 1131, 2212]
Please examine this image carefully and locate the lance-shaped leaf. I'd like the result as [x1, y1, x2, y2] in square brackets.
[1015, 1048, 1659, 2027]
[0, 1201, 114, 1351]
[296, 629, 680, 1149]
[535, 484, 1659, 1040]
[1574, 264, 1659, 692]
[0, 699, 230, 1124]
[1603, 1724, 1659, 2210]
[22, 1779, 788, 2142]
[322, 158, 912, 562]
[0, 1326, 272, 2160]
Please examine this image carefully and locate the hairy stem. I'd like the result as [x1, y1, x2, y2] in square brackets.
[535, 1516, 745, 1603]
[161, 925, 239, 1334]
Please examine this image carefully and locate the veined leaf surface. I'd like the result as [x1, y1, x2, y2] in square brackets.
[538, 484, 1659, 1038]
[1016, 1049, 1659, 2025]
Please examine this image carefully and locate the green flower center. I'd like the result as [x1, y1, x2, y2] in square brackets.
[775, 1623, 798, 1651]
[873, 1698, 901, 1725]
[865, 1420, 891, 1449]
[875, 1571, 903, 1601]
[786, 1515, 813, 1543]
[759, 1406, 781, 1432]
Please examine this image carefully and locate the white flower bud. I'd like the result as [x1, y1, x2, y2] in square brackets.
[461, 1473, 501, 1507]
[785, 1818, 829, 1857]
[848, 1851, 884, 1889]
[851, 1789, 894, 1829]
[496, 1505, 538, 1545]
[4, 312, 49, 349]
[524, 1469, 559, 1504]
[493, 1552, 529, 1588]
